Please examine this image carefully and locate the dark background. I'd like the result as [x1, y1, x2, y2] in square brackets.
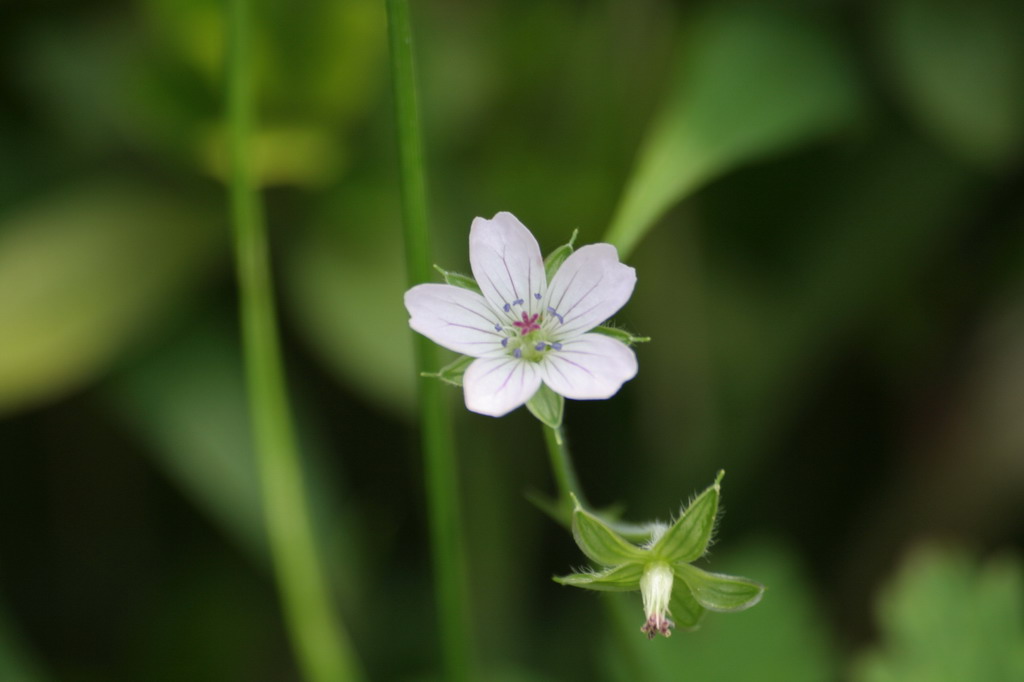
[1, 0, 1022, 680]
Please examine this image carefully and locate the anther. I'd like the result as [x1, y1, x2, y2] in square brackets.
[552, 342, 562, 351]
[535, 342, 545, 351]
[503, 303, 511, 312]
[501, 338, 508, 347]
[513, 348, 522, 359]
[534, 292, 542, 300]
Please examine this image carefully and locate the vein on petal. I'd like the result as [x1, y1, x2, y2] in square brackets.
[549, 268, 582, 313]
[500, 246, 522, 302]
[451, 300, 501, 326]
[559, 276, 604, 322]
[549, 353, 596, 377]
[441, 321, 503, 337]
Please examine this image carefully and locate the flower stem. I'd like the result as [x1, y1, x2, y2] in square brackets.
[386, 2, 473, 681]
[542, 424, 587, 522]
[227, 1, 363, 680]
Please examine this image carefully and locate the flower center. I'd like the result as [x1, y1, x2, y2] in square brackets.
[512, 312, 541, 336]
[494, 296, 569, 362]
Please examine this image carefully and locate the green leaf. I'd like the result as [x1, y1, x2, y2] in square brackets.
[0, 599, 45, 682]
[604, 3, 863, 258]
[0, 180, 221, 415]
[283, 194, 415, 415]
[874, 0, 1024, 169]
[525, 383, 564, 428]
[554, 563, 645, 592]
[543, 229, 578, 282]
[105, 319, 267, 558]
[675, 563, 765, 613]
[104, 316, 366, 604]
[570, 494, 649, 566]
[433, 264, 481, 294]
[851, 545, 1024, 682]
[651, 471, 723, 563]
[669, 582, 707, 631]
[591, 326, 651, 346]
[421, 354, 475, 387]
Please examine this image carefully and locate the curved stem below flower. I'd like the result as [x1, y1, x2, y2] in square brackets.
[542, 424, 587, 524]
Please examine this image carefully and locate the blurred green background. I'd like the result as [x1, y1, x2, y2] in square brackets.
[1, 0, 1023, 680]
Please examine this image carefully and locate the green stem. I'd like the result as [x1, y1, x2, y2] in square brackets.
[542, 424, 587, 520]
[227, 1, 362, 680]
[385, 2, 473, 680]
[544, 425, 659, 680]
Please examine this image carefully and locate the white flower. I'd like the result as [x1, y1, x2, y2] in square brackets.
[404, 212, 638, 417]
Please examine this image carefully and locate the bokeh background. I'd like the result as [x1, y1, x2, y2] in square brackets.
[2, 0, 1023, 680]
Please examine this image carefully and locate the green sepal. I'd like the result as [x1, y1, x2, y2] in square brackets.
[603, 518, 664, 546]
[553, 563, 645, 592]
[525, 384, 563, 428]
[570, 493, 649, 566]
[420, 354, 474, 387]
[651, 470, 723, 563]
[592, 325, 651, 346]
[543, 229, 578, 282]
[669, 579, 707, 631]
[433, 264, 481, 294]
[674, 563, 765, 613]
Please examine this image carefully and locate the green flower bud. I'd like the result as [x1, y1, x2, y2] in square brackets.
[543, 229, 578, 282]
[432, 264, 481, 293]
[421, 354, 474, 386]
[526, 384, 564, 428]
[554, 472, 765, 638]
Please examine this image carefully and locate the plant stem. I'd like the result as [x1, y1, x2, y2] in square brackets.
[543, 423, 657, 542]
[542, 424, 587, 522]
[385, 2, 473, 680]
[227, 1, 363, 680]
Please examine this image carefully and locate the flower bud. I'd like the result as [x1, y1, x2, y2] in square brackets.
[640, 562, 675, 639]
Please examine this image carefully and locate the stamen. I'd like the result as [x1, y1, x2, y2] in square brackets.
[534, 342, 545, 351]
[501, 338, 508, 347]
[494, 324, 502, 332]
[513, 348, 522, 359]
[547, 306, 565, 324]
[503, 303, 512, 313]
[640, 615, 675, 640]
[513, 298, 524, 306]
[534, 292, 542, 300]
[552, 342, 562, 351]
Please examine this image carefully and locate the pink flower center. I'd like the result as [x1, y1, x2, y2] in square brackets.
[512, 311, 541, 336]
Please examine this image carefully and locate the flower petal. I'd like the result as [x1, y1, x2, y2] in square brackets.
[469, 212, 546, 321]
[543, 244, 635, 338]
[463, 355, 542, 417]
[540, 333, 637, 400]
[405, 283, 505, 357]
